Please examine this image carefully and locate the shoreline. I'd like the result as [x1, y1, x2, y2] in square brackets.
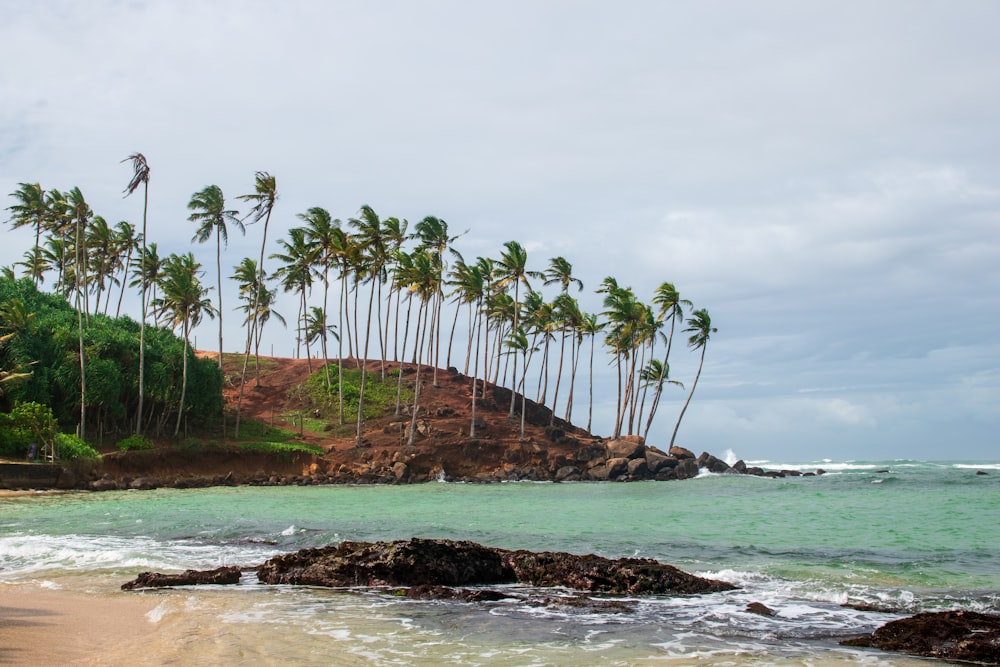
[0, 586, 159, 666]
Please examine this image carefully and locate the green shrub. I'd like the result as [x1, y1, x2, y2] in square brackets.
[116, 434, 154, 452]
[56, 433, 100, 461]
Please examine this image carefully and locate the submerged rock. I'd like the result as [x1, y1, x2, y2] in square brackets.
[841, 610, 1000, 664]
[256, 537, 735, 596]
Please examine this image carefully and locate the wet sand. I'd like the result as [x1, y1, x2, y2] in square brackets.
[0, 587, 158, 666]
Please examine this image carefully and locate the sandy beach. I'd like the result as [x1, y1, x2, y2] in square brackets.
[0, 587, 158, 666]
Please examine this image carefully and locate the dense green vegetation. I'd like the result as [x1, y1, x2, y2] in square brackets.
[0, 276, 222, 445]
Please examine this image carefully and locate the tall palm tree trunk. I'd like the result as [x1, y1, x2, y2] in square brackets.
[670, 344, 707, 448]
[175, 312, 190, 437]
[216, 226, 224, 369]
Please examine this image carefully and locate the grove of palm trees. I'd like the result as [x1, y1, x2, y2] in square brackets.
[1, 158, 720, 481]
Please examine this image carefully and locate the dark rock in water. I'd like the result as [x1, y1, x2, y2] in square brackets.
[977, 470, 988, 475]
[675, 459, 699, 480]
[504, 548, 734, 595]
[875, 469, 890, 474]
[841, 610, 1000, 664]
[746, 602, 776, 616]
[121, 566, 242, 590]
[395, 585, 514, 602]
[256, 538, 735, 596]
[257, 539, 511, 588]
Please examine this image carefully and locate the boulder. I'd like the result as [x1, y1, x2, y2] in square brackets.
[391, 462, 409, 481]
[122, 566, 242, 590]
[644, 450, 675, 473]
[256, 538, 736, 596]
[129, 476, 161, 490]
[554, 465, 581, 482]
[675, 459, 699, 480]
[606, 457, 629, 479]
[841, 610, 1000, 664]
[606, 437, 645, 460]
[586, 464, 610, 481]
[669, 446, 695, 459]
[626, 458, 649, 478]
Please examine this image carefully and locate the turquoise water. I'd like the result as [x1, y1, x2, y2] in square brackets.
[2, 460, 998, 664]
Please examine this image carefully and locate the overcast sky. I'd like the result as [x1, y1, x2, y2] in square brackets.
[2, 1, 997, 462]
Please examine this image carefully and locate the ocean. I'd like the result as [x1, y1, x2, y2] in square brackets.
[2, 459, 998, 665]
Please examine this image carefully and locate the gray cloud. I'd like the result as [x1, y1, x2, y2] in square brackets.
[1, 0, 997, 460]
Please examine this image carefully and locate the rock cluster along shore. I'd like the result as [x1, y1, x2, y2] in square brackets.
[841, 610, 1000, 664]
[2, 436, 826, 491]
[122, 537, 735, 597]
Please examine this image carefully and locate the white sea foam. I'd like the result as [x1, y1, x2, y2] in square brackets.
[954, 463, 1000, 470]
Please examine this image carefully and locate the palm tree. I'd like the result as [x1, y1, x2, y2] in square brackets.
[234, 172, 278, 423]
[86, 215, 115, 314]
[504, 326, 537, 440]
[349, 205, 388, 447]
[270, 227, 316, 366]
[670, 308, 717, 448]
[406, 250, 441, 447]
[15, 246, 47, 285]
[6, 182, 47, 287]
[380, 217, 409, 364]
[304, 305, 338, 371]
[130, 243, 163, 326]
[187, 184, 244, 369]
[154, 252, 216, 437]
[643, 282, 691, 442]
[301, 207, 339, 388]
[496, 241, 542, 417]
[578, 312, 605, 434]
[122, 152, 150, 434]
[63, 187, 92, 437]
[231, 257, 263, 436]
[559, 295, 585, 424]
[413, 216, 462, 386]
[112, 221, 139, 317]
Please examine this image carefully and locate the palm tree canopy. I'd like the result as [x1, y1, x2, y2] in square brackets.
[544, 256, 583, 292]
[237, 171, 277, 225]
[684, 308, 717, 349]
[188, 185, 243, 245]
[121, 153, 150, 197]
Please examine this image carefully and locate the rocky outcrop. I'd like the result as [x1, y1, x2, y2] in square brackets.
[121, 566, 242, 590]
[841, 610, 1000, 664]
[256, 538, 735, 595]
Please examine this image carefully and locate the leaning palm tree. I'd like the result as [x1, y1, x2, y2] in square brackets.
[130, 243, 163, 325]
[413, 216, 463, 385]
[112, 221, 139, 317]
[300, 207, 339, 388]
[122, 153, 150, 434]
[154, 252, 216, 437]
[270, 227, 316, 366]
[6, 182, 48, 287]
[349, 205, 388, 447]
[669, 308, 717, 448]
[578, 312, 605, 434]
[235, 172, 278, 399]
[496, 241, 542, 417]
[643, 282, 691, 442]
[187, 184, 244, 369]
